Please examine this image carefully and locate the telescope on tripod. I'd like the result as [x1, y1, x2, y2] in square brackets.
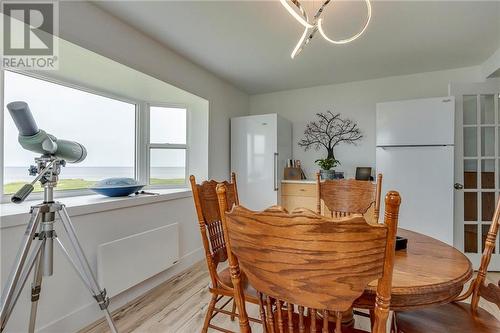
[0, 102, 118, 333]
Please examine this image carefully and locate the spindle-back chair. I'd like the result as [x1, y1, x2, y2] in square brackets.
[190, 173, 259, 333]
[393, 197, 500, 333]
[316, 173, 383, 323]
[217, 184, 401, 333]
[316, 173, 383, 223]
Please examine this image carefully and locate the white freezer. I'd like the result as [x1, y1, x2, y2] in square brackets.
[376, 97, 454, 146]
[231, 114, 292, 211]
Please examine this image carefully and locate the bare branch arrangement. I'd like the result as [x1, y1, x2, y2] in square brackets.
[298, 111, 362, 161]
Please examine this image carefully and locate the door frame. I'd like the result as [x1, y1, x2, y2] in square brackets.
[450, 78, 500, 270]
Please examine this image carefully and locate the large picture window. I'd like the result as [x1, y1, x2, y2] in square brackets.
[3, 71, 136, 194]
[2, 71, 193, 198]
[148, 106, 188, 186]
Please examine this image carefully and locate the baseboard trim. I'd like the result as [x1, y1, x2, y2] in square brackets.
[37, 247, 204, 333]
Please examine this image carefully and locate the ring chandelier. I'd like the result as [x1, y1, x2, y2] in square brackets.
[279, 0, 372, 58]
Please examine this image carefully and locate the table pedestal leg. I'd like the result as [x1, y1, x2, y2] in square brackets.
[326, 307, 355, 328]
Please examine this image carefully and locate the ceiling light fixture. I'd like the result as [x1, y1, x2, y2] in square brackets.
[279, 0, 314, 28]
[280, 0, 372, 58]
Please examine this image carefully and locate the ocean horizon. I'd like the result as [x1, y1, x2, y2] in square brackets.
[4, 166, 185, 183]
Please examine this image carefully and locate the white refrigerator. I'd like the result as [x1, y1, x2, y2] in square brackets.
[376, 97, 455, 245]
[231, 114, 292, 210]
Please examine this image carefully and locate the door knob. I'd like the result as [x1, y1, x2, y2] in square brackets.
[454, 183, 464, 189]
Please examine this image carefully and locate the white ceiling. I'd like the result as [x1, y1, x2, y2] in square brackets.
[95, 1, 500, 94]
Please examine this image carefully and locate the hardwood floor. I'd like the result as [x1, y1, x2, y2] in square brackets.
[80, 261, 500, 333]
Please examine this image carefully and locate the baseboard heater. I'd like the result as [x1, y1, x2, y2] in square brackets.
[97, 223, 179, 297]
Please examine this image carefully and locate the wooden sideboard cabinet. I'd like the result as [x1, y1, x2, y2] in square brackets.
[281, 181, 317, 211]
[281, 180, 376, 224]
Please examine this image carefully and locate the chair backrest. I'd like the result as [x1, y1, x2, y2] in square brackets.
[316, 173, 383, 222]
[468, 196, 500, 311]
[189, 173, 239, 289]
[217, 185, 401, 333]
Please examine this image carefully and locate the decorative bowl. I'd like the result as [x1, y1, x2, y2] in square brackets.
[89, 178, 145, 197]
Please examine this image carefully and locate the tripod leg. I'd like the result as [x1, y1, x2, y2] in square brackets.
[57, 206, 118, 333]
[1, 240, 43, 332]
[1, 208, 41, 328]
[28, 245, 44, 333]
[55, 238, 92, 292]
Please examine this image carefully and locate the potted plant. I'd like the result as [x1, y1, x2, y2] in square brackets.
[315, 157, 340, 180]
[298, 110, 362, 179]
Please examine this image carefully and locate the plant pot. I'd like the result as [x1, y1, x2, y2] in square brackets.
[320, 169, 336, 180]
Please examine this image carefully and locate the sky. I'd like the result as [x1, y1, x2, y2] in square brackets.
[3, 70, 186, 169]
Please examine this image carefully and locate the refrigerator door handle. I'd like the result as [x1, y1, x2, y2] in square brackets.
[377, 144, 450, 148]
[274, 152, 279, 191]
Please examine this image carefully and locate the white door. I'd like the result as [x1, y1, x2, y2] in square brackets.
[376, 146, 454, 245]
[231, 114, 277, 210]
[451, 79, 500, 270]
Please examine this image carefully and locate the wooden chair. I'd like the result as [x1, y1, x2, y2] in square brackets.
[393, 197, 500, 333]
[190, 173, 260, 333]
[316, 173, 383, 325]
[217, 184, 401, 333]
[316, 173, 383, 223]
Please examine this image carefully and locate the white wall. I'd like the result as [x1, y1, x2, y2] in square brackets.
[250, 66, 483, 179]
[58, 1, 249, 180]
[481, 46, 500, 79]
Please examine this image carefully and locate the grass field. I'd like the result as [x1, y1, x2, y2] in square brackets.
[4, 178, 185, 194]
[149, 178, 185, 186]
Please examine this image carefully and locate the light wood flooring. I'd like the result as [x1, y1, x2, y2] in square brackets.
[80, 260, 500, 333]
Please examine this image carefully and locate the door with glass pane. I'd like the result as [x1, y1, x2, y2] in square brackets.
[452, 79, 500, 270]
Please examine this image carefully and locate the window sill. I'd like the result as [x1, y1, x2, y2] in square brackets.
[0, 188, 192, 229]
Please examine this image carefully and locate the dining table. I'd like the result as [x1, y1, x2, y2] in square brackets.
[353, 228, 473, 311]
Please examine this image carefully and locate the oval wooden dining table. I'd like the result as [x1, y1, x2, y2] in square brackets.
[353, 228, 473, 311]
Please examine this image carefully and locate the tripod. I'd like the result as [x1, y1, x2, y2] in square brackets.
[0, 156, 118, 333]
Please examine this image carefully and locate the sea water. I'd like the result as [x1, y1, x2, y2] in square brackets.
[4, 166, 185, 183]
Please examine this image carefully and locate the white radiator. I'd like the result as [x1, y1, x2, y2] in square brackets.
[97, 223, 179, 297]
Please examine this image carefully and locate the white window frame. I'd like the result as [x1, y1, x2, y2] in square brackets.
[145, 102, 189, 189]
[1, 70, 190, 203]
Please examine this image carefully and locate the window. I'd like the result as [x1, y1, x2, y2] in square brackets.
[148, 106, 188, 186]
[2, 70, 195, 199]
[3, 71, 136, 195]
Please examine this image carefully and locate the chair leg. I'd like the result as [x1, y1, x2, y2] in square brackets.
[369, 309, 375, 330]
[230, 298, 237, 321]
[390, 312, 397, 333]
[203, 294, 218, 333]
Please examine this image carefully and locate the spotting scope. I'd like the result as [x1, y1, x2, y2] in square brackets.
[7, 101, 87, 163]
